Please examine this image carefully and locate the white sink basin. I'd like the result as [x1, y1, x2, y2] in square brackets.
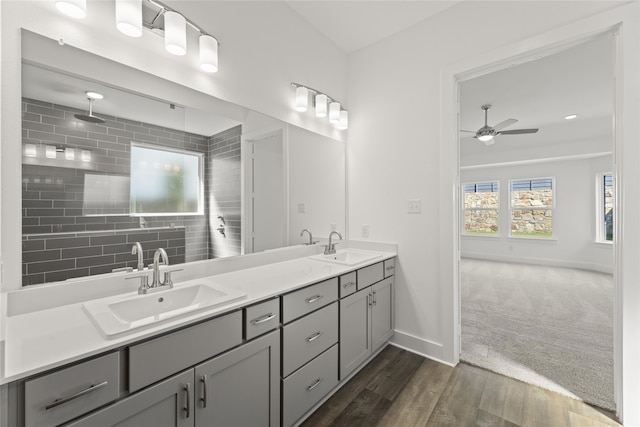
[310, 249, 382, 266]
[83, 283, 246, 338]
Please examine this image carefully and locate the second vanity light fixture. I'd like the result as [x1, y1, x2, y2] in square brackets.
[292, 83, 349, 130]
[55, 0, 219, 73]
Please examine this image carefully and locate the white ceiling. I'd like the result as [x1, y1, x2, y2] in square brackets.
[459, 33, 614, 165]
[284, 0, 461, 53]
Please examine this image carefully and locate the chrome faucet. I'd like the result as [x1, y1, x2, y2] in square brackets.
[325, 231, 343, 255]
[151, 248, 169, 288]
[300, 228, 315, 245]
[131, 242, 144, 272]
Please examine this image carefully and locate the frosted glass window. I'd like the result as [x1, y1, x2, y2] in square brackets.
[130, 143, 203, 215]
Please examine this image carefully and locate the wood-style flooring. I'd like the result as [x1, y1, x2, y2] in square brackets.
[301, 345, 620, 427]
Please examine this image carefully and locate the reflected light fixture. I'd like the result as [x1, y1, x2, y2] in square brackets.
[199, 34, 219, 73]
[337, 110, 349, 130]
[329, 101, 341, 124]
[25, 144, 37, 158]
[315, 94, 328, 118]
[295, 86, 309, 112]
[115, 0, 143, 37]
[65, 148, 76, 161]
[55, 0, 87, 19]
[164, 10, 187, 56]
[45, 146, 57, 159]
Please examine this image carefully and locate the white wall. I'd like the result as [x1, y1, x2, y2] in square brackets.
[347, 1, 640, 423]
[461, 155, 613, 273]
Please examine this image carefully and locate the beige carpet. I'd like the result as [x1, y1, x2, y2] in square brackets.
[460, 258, 614, 411]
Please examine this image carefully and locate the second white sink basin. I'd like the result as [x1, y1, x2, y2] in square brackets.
[310, 249, 381, 266]
[83, 282, 246, 338]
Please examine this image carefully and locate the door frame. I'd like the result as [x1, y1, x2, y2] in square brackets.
[441, 4, 640, 422]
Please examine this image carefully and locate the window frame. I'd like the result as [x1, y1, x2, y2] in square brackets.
[129, 142, 205, 217]
[596, 172, 614, 243]
[462, 180, 500, 237]
[508, 177, 555, 240]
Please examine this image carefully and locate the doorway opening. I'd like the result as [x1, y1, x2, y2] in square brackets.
[457, 33, 616, 411]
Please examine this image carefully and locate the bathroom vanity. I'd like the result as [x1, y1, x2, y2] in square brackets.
[1, 248, 396, 427]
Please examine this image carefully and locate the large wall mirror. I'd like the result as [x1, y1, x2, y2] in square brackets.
[20, 30, 346, 286]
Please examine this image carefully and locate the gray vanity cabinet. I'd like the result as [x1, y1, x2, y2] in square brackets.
[67, 369, 194, 427]
[339, 274, 394, 380]
[194, 330, 280, 427]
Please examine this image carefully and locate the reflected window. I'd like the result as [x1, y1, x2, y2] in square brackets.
[463, 181, 499, 235]
[130, 143, 203, 215]
[597, 173, 614, 242]
[510, 178, 554, 238]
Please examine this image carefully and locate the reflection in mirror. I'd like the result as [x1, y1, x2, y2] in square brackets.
[20, 32, 345, 287]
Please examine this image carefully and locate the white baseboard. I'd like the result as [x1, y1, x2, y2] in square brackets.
[390, 329, 455, 367]
[461, 251, 613, 274]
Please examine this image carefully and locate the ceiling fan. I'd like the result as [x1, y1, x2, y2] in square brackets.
[461, 104, 539, 145]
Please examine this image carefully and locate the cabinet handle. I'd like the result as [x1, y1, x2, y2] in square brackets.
[45, 381, 108, 410]
[367, 293, 372, 306]
[307, 378, 323, 391]
[373, 290, 377, 306]
[251, 313, 276, 325]
[200, 375, 208, 408]
[306, 331, 324, 342]
[305, 294, 323, 304]
[184, 383, 191, 419]
[342, 281, 356, 289]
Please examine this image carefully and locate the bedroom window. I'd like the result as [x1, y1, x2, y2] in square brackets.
[597, 173, 614, 242]
[130, 143, 203, 216]
[463, 181, 499, 235]
[510, 178, 554, 238]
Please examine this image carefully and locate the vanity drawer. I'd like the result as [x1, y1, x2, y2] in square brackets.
[245, 297, 280, 341]
[282, 344, 339, 427]
[282, 302, 338, 377]
[339, 271, 358, 298]
[384, 258, 396, 278]
[24, 352, 120, 427]
[129, 310, 242, 392]
[357, 262, 384, 290]
[282, 277, 338, 323]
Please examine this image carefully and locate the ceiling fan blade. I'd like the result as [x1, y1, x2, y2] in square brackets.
[461, 135, 477, 140]
[460, 129, 476, 134]
[498, 128, 539, 135]
[492, 118, 518, 131]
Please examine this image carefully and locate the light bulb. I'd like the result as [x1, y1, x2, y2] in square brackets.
[315, 94, 328, 117]
[329, 102, 341, 124]
[295, 86, 309, 112]
[199, 35, 219, 73]
[477, 134, 493, 142]
[164, 11, 187, 56]
[337, 110, 349, 130]
[55, 0, 86, 19]
[116, 0, 143, 37]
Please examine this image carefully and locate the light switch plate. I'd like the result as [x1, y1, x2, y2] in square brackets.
[408, 199, 422, 214]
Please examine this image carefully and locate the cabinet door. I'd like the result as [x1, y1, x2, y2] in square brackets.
[195, 330, 280, 427]
[371, 277, 394, 353]
[339, 289, 370, 380]
[67, 370, 194, 427]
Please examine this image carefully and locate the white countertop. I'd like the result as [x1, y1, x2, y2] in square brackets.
[0, 249, 395, 384]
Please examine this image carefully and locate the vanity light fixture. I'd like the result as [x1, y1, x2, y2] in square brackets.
[45, 145, 57, 159]
[115, 0, 143, 38]
[65, 148, 76, 161]
[25, 144, 37, 158]
[291, 83, 348, 130]
[164, 10, 187, 56]
[55, 0, 87, 19]
[199, 34, 219, 73]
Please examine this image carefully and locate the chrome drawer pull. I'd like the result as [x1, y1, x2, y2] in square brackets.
[184, 383, 191, 419]
[373, 290, 377, 306]
[45, 381, 108, 410]
[200, 375, 208, 408]
[251, 313, 277, 325]
[342, 282, 356, 288]
[305, 294, 323, 304]
[306, 331, 324, 342]
[307, 378, 323, 391]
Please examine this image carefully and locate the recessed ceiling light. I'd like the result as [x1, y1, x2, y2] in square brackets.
[564, 114, 578, 120]
[86, 91, 104, 100]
